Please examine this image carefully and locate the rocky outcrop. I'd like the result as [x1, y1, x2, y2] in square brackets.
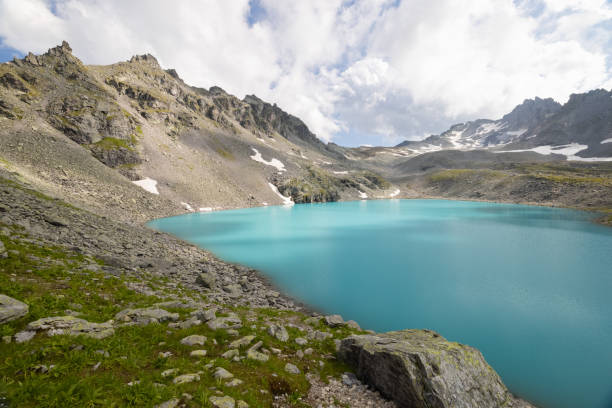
[0, 294, 29, 324]
[338, 329, 534, 408]
[23, 316, 114, 339]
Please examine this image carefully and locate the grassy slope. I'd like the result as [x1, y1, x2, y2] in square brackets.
[0, 213, 359, 407]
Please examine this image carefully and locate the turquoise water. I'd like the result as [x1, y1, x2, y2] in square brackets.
[149, 199, 612, 408]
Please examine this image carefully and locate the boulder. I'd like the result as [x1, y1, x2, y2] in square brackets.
[338, 330, 535, 408]
[324, 314, 345, 327]
[284, 363, 300, 374]
[0, 294, 29, 324]
[114, 307, 179, 325]
[207, 316, 242, 330]
[196, 271, 216, 289]
[26, 316, 114, 339]
[173, 373, 200, 384]
[209, 396, 235, 408]
[180, 334, 207, 346]
[267, 324, 289, 342]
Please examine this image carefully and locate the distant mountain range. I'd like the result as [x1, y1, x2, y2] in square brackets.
[396, 91, 612, 160]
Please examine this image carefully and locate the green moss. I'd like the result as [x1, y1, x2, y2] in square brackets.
[93, 137, 131, 151]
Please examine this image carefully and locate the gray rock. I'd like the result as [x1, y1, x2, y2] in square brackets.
[338, 329, 536, 408]
[229, 335, 255, 349]
[222, 349, 239, 359]
[26, 316, 114, 339]
[223, 284, 242, 298]
[190, 349, 207, 357]
[44, 215, 68, 227]
[310, 330, 332, 341]
[161, 368, 178, 378]
[342, 372, 359, 386]
[246, 349, 269, 362]
[192, 309, 216, 322]
[324, 314, 344, 328]
[14, 331, 35, 343]
[214, 367, 234, 380]
[173, 373, 200, 384]
[226, 378, 243, 387]
[178, 316, 202, 329]
[180, 334, 207, 346]
[295, 337, 307, 346]
[207, 316, 242, 330]
[196, 271, 216, 289]
[114, 307, 179, 325]
[267, 324, 289, 342]
[304, 316, 323, 326]
[346, 320, 361, 330]
[209, 395, 235, 408]
[284, 363, 300, 374]
[154, 399, 179, 408]
[0, 294, 29, 324]
[237, 401, 249, 408]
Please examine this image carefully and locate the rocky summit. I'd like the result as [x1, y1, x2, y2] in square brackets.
[0, 41, 611, 407]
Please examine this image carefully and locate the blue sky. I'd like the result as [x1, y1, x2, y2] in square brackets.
[1, 0, 611, 147]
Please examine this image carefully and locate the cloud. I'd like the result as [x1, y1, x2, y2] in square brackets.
[0, 0, 611, 146]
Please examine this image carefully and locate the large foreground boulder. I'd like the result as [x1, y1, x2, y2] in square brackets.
[0, 294, 29, 324]
[25, 316, 114, 339]
[338, 329, 535, 408]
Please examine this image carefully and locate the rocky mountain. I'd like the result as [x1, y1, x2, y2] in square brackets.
[395, 92, 612, 160]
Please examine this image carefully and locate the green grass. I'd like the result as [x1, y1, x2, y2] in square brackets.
[92, 137, 132, 151]
[0, 223, 364, 407]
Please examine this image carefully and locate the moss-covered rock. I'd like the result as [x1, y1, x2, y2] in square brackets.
[339, 329, 535, 408]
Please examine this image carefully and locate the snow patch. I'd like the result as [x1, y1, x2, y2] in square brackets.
[132, 178, 159, 195]
[181, 202, 194, 212]
[498, 143, 612, 162]
[358, 191, 368, 199]
[389, 189, 400, 198]
[268, 183, 294, 206]
[333, 171, 349, 175]
[250, 148, 286, 172]
[601, 138, 612, 144]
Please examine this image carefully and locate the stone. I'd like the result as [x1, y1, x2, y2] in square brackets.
[207, 316, 242, 330]
[192, 309, 216, 322]
[178, 316, 202, 329]
[26, 316, 114, 339]
[154, 399, 179, 408]
[221, 349, 239, 359]
[324, 314, 344, 328]
[173, 373, 200, 384]
[284, 363, 300, 374]
[267, 324, 289, 342]
[0, 294, 29, 324]
[311, 330, 332, 341]
[214, 367, 234, 380]
[196, 271, 216, 289]
[158, 351, 173, 358]
[295, 337, 307, 346]
[114, 307, 179, 325]
[346, 320, 361, 330]
[226, 378, 243, 387]
[190, 350, 207, 357]
[209, 395, 235, 408]
[237, 401, 249, 408]
[341, 372, 359, 386]
[246, 349, 269, 362]
[161, 368, 178, 378]
[229, 335, 255, 349]
[304, 316, 323, 326]
[44, 215, 68, 227]
[180, 334, 207, 346]
[338, 329, 536, 408]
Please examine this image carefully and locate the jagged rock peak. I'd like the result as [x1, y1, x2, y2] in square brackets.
[47, 41, 73, 56]
[209, 86, 227, 95]
[129, 54, 160, 69]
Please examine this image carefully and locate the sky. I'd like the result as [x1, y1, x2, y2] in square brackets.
[1, 0, 611, 147]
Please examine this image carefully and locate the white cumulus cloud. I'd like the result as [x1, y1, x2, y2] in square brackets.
[0, 0, 611, 146]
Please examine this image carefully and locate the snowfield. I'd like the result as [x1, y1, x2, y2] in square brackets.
[268, 183, 294, 206]
[498, 143, 612, 162]
[250, 148, 286, 172]
[132, 178, 159, 195]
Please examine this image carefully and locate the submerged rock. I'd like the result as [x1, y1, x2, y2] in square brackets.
[338, 329, 535, 408]
[26, 316, 114, 339]
[0, 294, 29, 324]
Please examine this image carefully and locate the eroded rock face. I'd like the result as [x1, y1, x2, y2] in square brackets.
[338, 330, 535, 408]
[0, 294, 29, 324]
